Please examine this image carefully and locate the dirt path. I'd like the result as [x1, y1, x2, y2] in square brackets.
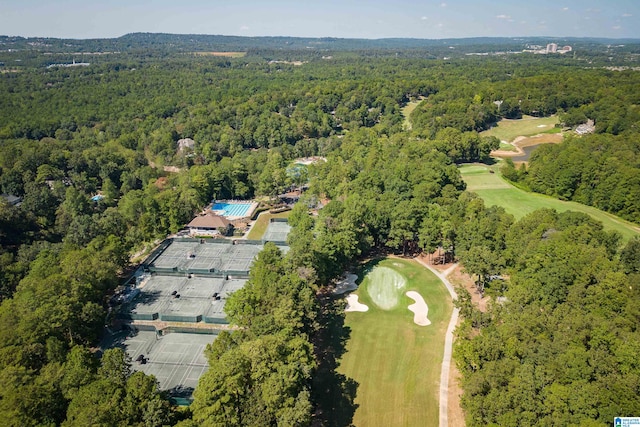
[414, 257, 460, 427]
[442, 264, 487, 427]
[147, 159, 182, 173]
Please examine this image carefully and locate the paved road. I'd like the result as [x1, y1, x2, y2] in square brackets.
[414, 259, 459, 427]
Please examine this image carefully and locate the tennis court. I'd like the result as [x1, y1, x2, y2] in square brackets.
[151, 241, 229, 272]
[112, 227, 292, 400]
[120, 330, 216, 396]
[133, 238, 292, 323]
[220, 245, 262, 272]
[148, 240, 289, 275]
[203, 279, 247, 322]
[127, 275, 239, 322]
[263, 221, 292, 243]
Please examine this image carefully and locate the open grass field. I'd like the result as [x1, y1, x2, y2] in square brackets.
[401, 98, 424, 130]
[460, 163, 640, 241]
[191, 51, 246, 58]
[338, 258, 453, 427]
[481, 115, 560, 142]
[245, 210, 291, 240]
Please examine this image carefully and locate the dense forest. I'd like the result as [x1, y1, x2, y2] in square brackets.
[455, 210, 640, 425]
[0, 35, 639, 425]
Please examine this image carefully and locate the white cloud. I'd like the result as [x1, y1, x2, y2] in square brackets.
[622, 13, 632, 18]
[240, 25, 249, 31]
[613, 25, 621, 30]
[421, 16, 428, 20]
[496, 14, 511, 20]
[440, 2, 447, 7]
[562, 7, 569, 11]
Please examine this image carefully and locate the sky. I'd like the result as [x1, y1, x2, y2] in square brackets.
[1, 0, 638, 40]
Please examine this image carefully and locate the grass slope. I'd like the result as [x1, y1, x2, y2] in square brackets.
[480, 115, 560, 142]
[460, 163, 640, 241]
[498, 141, 518, 151]
[339, 258, 453, 427]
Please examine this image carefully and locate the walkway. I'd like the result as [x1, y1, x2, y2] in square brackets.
[414, 258, 459, 427]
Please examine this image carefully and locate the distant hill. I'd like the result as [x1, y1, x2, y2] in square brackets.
[1, 33, 639, 55]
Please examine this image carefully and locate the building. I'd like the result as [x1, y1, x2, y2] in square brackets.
[1, 194, 22, 206]
[546, 43, 558, 53]
[177, 138, 195, 153]
[186, 212, 231, 236]
[576, 119, 595, 135]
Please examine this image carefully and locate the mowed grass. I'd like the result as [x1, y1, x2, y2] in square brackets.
[460, 164, 640, 241]
[338, 258, 453, 427]
[480, 115, 560, 142]
[498, 141, 518, 151]
[401, 99, 423, 130]
[245, 210, 291, 240]
[191, 51, 246, 58]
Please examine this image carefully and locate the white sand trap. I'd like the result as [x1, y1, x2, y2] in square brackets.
[406, 291, 431, 326]
[333, 273, 359, 295]
[366, 266, 407, 310]
[345, 294, 369, 312]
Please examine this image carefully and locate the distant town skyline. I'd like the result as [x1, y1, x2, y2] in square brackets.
[1, 0, 639, 40]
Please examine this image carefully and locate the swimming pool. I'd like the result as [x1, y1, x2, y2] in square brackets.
[211, 202, 253, 218]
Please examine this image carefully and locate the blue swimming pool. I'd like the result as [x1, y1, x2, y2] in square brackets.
[211, 202, 253, 218]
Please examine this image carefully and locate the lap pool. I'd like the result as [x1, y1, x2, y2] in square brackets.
[211, 202, 254, 218]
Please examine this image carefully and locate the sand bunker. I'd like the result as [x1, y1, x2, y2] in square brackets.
[406, 291, 431, 326]
[491, 133, 563, 158]
[333, 273, 359, 295]
[345, 294, 369, 312]
[366, 266, 407, 310]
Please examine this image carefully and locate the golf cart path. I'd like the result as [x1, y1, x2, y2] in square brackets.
[414, 258, 459, 427]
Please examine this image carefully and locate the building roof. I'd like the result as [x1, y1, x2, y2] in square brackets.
[187, 213, 230, 229]
[177, 138, 195, 152]
[1, 194, 22, 206]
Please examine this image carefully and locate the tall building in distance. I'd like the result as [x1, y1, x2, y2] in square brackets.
[546, 43, 558, 53]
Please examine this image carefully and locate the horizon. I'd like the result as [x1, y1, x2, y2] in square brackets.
[1, 0, 638, 40]
[3, 31, 640, 43]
